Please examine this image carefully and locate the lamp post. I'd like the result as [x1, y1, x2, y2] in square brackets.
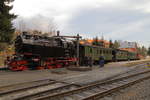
[76, 34, 80, 66]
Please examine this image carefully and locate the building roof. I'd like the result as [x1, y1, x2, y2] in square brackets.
[80, 39, 110, 45]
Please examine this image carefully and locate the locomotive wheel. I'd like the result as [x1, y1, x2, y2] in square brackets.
[20, 65, 28, 71]
[10, 66, 28, 71]
[64, 62, 69, 66]
[46, 65, 53, 69]
[56, 64, 62, 68]
[36, 66, 44, 70]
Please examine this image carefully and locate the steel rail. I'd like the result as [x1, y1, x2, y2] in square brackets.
[34, 70, 150, 100]
[82, 74, 150, 100]
[15, 84, 78, 100]
[13, 68, 146, 100]
[0, 79, 56, 96]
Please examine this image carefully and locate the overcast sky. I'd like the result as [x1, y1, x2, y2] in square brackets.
[12, 0, 150, 47]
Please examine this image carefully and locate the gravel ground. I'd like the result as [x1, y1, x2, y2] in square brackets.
[0, 60, 150, 100]
[114, 79, 150, 100]
[0, 60, 149, 87]
[100, 77, 150, 100]
[0, 61, 135, 87]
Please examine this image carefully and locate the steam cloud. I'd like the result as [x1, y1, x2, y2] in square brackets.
[13, 15, 57, 33]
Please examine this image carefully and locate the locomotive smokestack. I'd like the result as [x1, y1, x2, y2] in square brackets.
[57, 30, 60, 36]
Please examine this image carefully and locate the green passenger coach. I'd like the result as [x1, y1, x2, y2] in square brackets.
[79, 44, 138, 65]
[79, 44, 113, 65]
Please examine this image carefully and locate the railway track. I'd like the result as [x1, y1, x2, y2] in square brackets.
[29, 70, 150, 100]
[0, 64, 149, 100]
[0, 79, 79, 100]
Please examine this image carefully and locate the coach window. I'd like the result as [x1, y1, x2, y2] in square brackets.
[110, 50, 112, 54]
[103, 50, 105, 54]
[120, 52, 122, 56]
[102, 50, 104, 54]
[106, 50, 108, 54]
[90, 48, 92, 53]
[105, 50, 107, 54]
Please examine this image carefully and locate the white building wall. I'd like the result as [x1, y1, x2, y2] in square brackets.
[119, 41, 136, 48]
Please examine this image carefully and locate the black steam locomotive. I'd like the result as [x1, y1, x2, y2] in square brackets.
[7, 32, 139, 71]
[8, 32, 77, 70]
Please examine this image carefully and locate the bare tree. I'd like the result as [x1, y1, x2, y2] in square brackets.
[16, 19, 27, 32]
[47, 19, 57, 36]
[14, 16, 58, 36]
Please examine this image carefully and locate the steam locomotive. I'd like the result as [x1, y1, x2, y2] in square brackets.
[7, 32, 139, 71]
[8, 32, 77, 70]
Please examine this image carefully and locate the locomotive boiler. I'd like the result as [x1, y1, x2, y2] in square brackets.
[8, 32, 77, 70]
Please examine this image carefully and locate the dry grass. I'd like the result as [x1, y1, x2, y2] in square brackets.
[0, 51, 14, 67]
[0, 56, 5, 67]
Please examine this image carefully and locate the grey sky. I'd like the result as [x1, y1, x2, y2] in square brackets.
[12, 0, 150, 47]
